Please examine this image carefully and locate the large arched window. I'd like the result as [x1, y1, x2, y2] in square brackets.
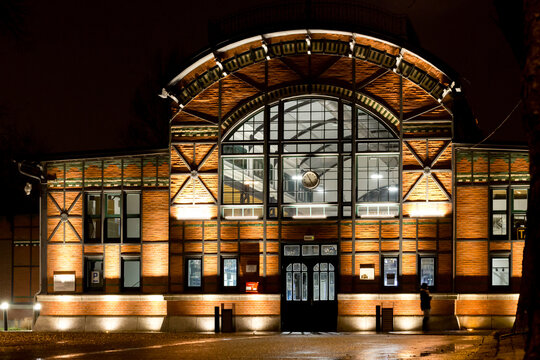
[221, 96, 399, 220]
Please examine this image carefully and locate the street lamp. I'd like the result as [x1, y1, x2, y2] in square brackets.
[1, 302, 9, 331]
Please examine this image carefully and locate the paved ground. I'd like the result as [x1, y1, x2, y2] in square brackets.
[0, 331, 526, 359]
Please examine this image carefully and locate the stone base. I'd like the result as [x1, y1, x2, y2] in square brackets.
[34, 315, 281, 332]
[338, 315, 460, 331]
[458, 316, 515, 329]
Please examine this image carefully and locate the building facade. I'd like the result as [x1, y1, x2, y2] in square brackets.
[34, 30, 528, 332]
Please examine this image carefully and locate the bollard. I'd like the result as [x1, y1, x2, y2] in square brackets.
[215, 306, 220, 333]
[375, 305, 381, 332]
[1, 302, 8, 331]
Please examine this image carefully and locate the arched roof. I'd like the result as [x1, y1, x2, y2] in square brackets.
[166, 30, 456, 139]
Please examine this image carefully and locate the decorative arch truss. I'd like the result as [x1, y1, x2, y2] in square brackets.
[168, 30, 457, 219]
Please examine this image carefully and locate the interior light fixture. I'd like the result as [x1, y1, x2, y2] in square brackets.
[388, 186, 398, 192]
[371, 174, 383, 179]
[224, 216, 260, 220]
[292, 215, 327, 219]
[175, 206, 213, 220]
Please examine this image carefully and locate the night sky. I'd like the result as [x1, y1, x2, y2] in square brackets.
[0, 0, 523, 156]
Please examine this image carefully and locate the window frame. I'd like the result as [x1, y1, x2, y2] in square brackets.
[511, 188, 528, 240]
[418, 255, 436, 290]
[220, 96, 401, 220]
[185, 257, 203, 291]
[84, 192, 102, 243]
[84, 256, 104, 292]
[83, 191, 141, 244]
[490, 253, 511, 289]
[381, 255, 400, 289]
[490, 188, 508, 239]
[124, 192, 141, 243]
[121, 256, 141, 292]
[220, 256, 239, 291]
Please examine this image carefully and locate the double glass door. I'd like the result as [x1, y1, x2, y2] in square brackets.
[281, 243, 338, 332]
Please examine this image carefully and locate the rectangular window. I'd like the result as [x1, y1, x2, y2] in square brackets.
[121, 257, 141, 290]
[419, 257, 435, 287]
[491, 189, 507, 238]
[491, 257, 510, 287]
[84, 191, 140, 243]
[84, 257, 103, 291]
[125, 193, 141, 242]
[187, 258, 202, 288]
[85, 194, 101, 243]
[512, 189, 527, 240]
[383, 256, 398, 287]
[222, 258, 238, 288]
[105, 193, 121, 242]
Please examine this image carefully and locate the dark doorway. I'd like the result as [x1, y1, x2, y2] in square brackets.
[281, 243, 338, 332]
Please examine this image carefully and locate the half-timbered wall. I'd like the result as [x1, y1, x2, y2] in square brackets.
[44, 153, 169, 294]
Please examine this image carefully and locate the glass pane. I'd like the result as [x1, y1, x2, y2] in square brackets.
[357, 155, 399, 203]
[329, 263, 334, 271]
[513, 214, 527, 240]
[492, 258, 510, 286]
[87, 259, 103, 288]
[302, 264, 307, 271]
[293, 263, 301, 271]
[126, 193, 140, 215]
[286, 264, 292, 271]
[293, 272, 301, 301]
[106, 218, 120, 239]
[320, 263, 328, 271]
[86, 194, 101, 216]
[226, 109, 265, 142]
[223, 258, 237, 287]
[384, 257, 398, 287]
[322, 245, 338, 256]
[222, 157, 264, 204]
[329, 271, 335, 301]
[284, 245, 300, 256]
[188, 259, 201, 287]
[313, 272, 320, 301]
[286, 272, 292, 300]
[123, 260, 140, 288]
[106, 194, 121, 216]
[513, 189, 528, 211]
[302, 245, 320, 256]
[492, 214, 507, 236]
[492, 189, 507, 211]
[420, 257, 435, 287]
[86, 218, 101, 240]
[126, 218, 140, 239]
[320, 272, 328, 301]
[302, 272, 308, 301]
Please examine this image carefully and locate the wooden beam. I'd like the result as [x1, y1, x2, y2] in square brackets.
[230, 72, 265, 92]
[403, 173, 425, 201]
[430, 141, 451, 168]
[403, 103, 443, 122]
[429, 173, 452, 200]
[278, 57, 308, 81]
[47, 193, 63, 212]
[66, 192, 82, 213]
[171, 177, 192, 204]
[197, 144, 218, 171]
[172, 145, 192, 170]
[404, 141, 426, 167]
[356, 68, 388, 90]
[311, 56, 342, 80]
[197, 177, 218, 204]
[181, 109, 219, 125]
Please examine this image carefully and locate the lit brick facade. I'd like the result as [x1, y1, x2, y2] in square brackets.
[34, 30, 529, 332]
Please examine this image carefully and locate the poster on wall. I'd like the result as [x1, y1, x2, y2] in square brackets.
[53, 273, 76, 292]
[359, 264, 375, 280]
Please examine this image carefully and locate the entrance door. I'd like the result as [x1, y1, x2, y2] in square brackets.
[281, 243, 338, 332]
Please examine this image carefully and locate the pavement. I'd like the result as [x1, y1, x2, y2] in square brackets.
[0, 330, 526, 359]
